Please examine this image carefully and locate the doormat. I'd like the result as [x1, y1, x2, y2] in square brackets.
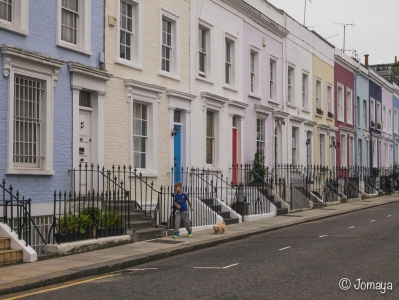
[146, 239, 185, 244]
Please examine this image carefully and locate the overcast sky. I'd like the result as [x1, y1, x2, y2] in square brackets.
[266, 0, 399, 65]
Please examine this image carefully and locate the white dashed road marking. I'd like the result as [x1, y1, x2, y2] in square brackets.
[279, 246, 291, 251]
[348, 226, 355, 229]
[193, 263, 239, 269]
[126, 268, 158, 271]
[319, 235, 327, 238]
[370, 220, 375, 222]
[388, 215, 392, 217]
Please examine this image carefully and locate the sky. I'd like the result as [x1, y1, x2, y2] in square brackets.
[266, 0, 399, 65]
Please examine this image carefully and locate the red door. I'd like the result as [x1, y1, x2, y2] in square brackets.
[232, 128, 237, 185]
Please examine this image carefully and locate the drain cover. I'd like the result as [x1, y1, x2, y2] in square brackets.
[146, 239, 185, 244]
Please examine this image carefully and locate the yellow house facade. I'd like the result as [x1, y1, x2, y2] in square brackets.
[104, 0, 193, 187]
[312, 34, 337, 168]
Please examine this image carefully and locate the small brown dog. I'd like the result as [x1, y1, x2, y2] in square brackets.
[213, 221, 226, 234]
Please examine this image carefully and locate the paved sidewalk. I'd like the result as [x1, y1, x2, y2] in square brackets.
[0, 194, 398, 296]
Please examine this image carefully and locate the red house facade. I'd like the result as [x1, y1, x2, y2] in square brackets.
[334, 52, 355, 168]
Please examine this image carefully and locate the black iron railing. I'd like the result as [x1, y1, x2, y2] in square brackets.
[1, 179, 46, 252]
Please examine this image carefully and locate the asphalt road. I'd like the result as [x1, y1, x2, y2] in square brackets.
[5, 202, 399, 300]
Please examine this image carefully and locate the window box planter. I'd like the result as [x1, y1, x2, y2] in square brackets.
[328, 111, 334, 118]
[316, 108, 324, 115]
[377, 123, 382, 129]
[371, 121, 375, 127]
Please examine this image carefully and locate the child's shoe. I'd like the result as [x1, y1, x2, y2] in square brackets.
[173, 232, 180, 238]
[187, 231, 192, 237]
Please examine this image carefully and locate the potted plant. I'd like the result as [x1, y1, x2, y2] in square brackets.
[377, 123, 382, 130]
[371, 120, 375, 127]
[55, 210, 93, 243]
[328, 111, 334, 118]
[372, 167, 380, 176]
[250, 151, 266, 184]
[97, 210, 124, 237]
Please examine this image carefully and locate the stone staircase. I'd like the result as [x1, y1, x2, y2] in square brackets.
[257, 186, 288, 216]
[295, 186, 323, 209]
[113, 202, 164, 242]
[200, 198, 239, 225]
[0, 238, 23, 266]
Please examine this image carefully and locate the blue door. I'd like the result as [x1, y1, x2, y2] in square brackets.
[174, 125, 181, 183]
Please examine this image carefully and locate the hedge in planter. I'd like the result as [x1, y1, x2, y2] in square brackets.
[55, 210, 93, 243]
[96, 210, 124, 238]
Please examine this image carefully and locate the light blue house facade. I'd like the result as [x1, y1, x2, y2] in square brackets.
[0, 0, 110, 213]
[354, 65, 370, 167]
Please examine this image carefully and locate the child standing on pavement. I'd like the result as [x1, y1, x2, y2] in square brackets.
[173, 182, 193, 238]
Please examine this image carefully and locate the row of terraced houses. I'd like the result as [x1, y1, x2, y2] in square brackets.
[1, 0, 399, 255]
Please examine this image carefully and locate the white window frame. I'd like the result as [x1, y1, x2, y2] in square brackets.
[256, 117, 266, 154]
[340, 134, 346, 167]
[292, 127, 298, 165]
[337, 84, 344, 122]
[319, 134, 325, 166]
[388, 108, 392, 134]
[382, 105, 387, 132]
[57, 0, 92, 55]
[384, 142, 387, 167]
[396, 142, 399, 164]
[395, 109, 398, 134]
[131, 99, 155, 173]
[159, 8, 181, 80]
[349, 137, 354, 166]
[287, 66, 294, 104]
[327, 84, 333, 116]
[224, 32, 236, 88]
[3, 48, 64, 175]
[358, 139, 362, 166]
[355, 96, 362, 128]
[269, 57, 278, 102]
[115, 0, 143, 69]
[370, 98, 375, 128]
[249, 46, 260, 97]
[302, 73, 308, 109]
[377, 102, 381, 130]
[390, 143, 393, 166]
[363, 99, 367, 129]
[132, 102, 148, 170]
[0, 0, 28, 35]
[315, 79, 322, 114]
[197, 19, 213, 81]
[126, 80, 164, 177]
[346, 89, 353, 125]
[372, 139, 377, 167]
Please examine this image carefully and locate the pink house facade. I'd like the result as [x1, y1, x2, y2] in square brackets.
[381, 87, 394, 168]
[243, 20, 288, 168]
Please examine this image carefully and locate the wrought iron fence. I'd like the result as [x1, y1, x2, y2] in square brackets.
[0, 179, 47, 253]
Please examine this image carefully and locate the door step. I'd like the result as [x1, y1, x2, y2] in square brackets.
[0, 238, 23, 266]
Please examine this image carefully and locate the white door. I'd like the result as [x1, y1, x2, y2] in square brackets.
[79, 110, 92, 192]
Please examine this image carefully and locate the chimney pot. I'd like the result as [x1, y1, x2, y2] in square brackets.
[395, 56, 397, 64]
[364, 54, 369, 66]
